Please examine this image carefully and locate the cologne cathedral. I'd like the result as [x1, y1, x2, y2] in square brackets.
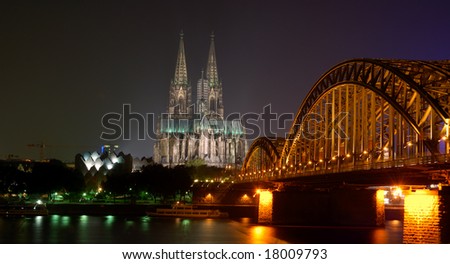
[153, 32, 247, 168]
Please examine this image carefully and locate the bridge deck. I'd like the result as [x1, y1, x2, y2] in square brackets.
[241, 163, 450, 187]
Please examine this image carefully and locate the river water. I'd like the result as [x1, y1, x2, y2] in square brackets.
[0, 215, 403, 244]
[2, 189, 450, 244]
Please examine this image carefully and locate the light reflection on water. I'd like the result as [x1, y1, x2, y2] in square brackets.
[249, 226, 286, 244]
[0, 215, 400, 244]
[0, 196, 448, 244]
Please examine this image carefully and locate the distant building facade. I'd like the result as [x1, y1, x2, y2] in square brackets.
[75, 146, 153, 190]
[153, 32, 247, 168]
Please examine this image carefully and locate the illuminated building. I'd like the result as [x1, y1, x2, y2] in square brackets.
[153, 32, 247, 168]
[75, 147, 152, 190]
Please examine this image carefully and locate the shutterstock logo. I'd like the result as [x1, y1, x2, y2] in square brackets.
[99, 104, 349, 141]
[101, 104, 153, 141]
[299, 112, 349, 140]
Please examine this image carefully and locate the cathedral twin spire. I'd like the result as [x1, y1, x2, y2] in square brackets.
[206, 32, 219, 87]
[173, 31, 188, 86]
[155, 32, 247, 168]
[170, 31, 223, 116]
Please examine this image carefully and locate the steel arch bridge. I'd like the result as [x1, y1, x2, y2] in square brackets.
[240, 137, 285, 180]
[241, 59, 450, 181]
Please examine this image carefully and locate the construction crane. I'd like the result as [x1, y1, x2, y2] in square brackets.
[27, 143, 46, 161]
[27, 142, 97, 161]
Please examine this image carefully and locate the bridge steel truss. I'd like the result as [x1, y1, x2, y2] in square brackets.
[240, 137, 285, 181]
[242, 59, 450, 180]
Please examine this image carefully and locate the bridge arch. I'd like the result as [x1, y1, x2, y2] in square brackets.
[240, 137, 285, 180]
[279, 59, 450, 176]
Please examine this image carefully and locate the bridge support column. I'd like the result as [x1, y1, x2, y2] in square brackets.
[403, 188, 450, 244]
[257, 190, 273, 224]
[268, 188, 384, 226]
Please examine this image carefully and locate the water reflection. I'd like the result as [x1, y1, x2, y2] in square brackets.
[61, 216, 70, 227]
[33, 216, 44, 243]
[248, 225, 287, 244]
[104, 215, 115, 227]
[0, 215, 404, 243]
[1, 192, 450, 244]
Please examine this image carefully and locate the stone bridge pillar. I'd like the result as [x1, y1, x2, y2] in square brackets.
[403, 188, 450, 244]
[257, 190, 273, 224]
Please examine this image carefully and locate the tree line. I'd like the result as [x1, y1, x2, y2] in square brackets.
[0, 159, 225, 203]
[0, 159, 84, 198]
[102, 163, 225, 203]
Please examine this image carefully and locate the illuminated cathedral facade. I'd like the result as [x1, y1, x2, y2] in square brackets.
[153, 32, 247, 168]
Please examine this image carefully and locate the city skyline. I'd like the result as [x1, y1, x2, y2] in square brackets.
[1, 0, 450, 161]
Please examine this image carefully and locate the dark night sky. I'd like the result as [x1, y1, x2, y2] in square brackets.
[1, 0, 450, 162]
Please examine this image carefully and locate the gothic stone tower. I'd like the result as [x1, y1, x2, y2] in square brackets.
[154, 32, 194, 166]
[197, 33, 224, 117]
[154, 32, 247, 168]
[168, 31, 192, 116]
